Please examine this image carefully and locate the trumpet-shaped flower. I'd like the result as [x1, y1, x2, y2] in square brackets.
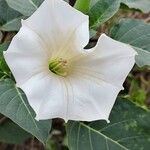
[4, 0, 136, 122]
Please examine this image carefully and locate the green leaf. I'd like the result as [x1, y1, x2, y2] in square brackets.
[74, 0, 91, 14]
[89, 0, 120, 29]
[128, 80, 147, 110]
[89, 0, 150, 30]
[133, 47, 150, 67]
[0, 16, 23, 31]
[0, 119, 31, 144]
[122, 0, 150, 13]
[0, 79, 51, 144]
[64, 0, 69, 3]
[0, 0, 23, 31]
[0, 43, 11, 79]
[110, 19, 150, 67]
[67, 98, 150, 150]
[0, 43, 9, 53]
[6, 0, 44, 16]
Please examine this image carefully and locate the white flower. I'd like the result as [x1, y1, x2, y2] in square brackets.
[4, 0, 136, 122]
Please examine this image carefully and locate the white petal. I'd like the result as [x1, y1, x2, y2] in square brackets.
[4, 25, 49, 86]
[20, 72, 67, 121]
[74, 34, 137, 88]
[23, 0, 89, 59]
[66, 74, 120, 121]
[67, 34, 136, 121]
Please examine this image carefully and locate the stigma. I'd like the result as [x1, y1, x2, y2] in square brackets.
[49, 58, 68, 77]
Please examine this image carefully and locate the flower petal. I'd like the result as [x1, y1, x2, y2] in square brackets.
[19, 72, 67, 121]
[73, 34, 137, 88]
[66, 74, 120, 122]
[4, 25, 49, 86]
[23, 0, 89, 59]
[67, 34, 136, 121]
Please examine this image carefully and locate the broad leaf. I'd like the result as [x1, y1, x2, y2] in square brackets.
[0, 43, 11, 79]
[74, 0, 90, 14]
[0, 0, 23, 31]
[122, 0, 150, 13]
[0, 119, 31, 144]
[0, 79, 51, 144]
[89, 0, 120, 29]
[89, 0, 150, 30]
[67, 98, 150, 150]
[110, 19, 150, 67]
[0, 43, 9, 53]
[6, 0, 44, 16]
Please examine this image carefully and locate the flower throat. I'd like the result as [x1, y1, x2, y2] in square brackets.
[49, 58, 68, 77]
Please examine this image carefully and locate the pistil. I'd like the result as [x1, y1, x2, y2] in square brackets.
[49, 58, 68, 77]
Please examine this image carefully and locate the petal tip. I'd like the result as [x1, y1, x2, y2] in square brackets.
[3, 51, 7, 55]
[64, 118, 69, 123]
[15, 83, 21, 88]
[100, 33, 107, 38]
[21, 19, 24, 24]
[121, 86, 124, 90]
[127, 45, 138, 56]
[106, 119, 110, 123]
[35, 115, 40, 121]
[134, 51, 138, 56]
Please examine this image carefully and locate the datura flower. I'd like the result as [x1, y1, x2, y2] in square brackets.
[4, 0, 136, 122]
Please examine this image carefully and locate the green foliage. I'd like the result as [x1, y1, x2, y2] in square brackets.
[46, 134, 69, 150]
[0, 0, 23, 31]
[89, 0, 150, 30]
[0, 79, 52, 144]
[6, 0, 44, 16]
[1, 0, 149, 32]
[122, 0, 150, 13]
[110, 19, 150, 67]
[127, 79, 147, 110]
[0, 119, 31, 144]
[89, 0, 120, 29]
[67, 98, 150, 150]
[74, 0, 91, 14]
[0, 43, 11, 79]
[46, 137, 58, 150]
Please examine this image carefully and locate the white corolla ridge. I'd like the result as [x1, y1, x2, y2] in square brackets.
[4, 0, 136, 122]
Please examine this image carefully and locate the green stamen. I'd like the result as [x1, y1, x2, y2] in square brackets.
[49, 58, 68, 77]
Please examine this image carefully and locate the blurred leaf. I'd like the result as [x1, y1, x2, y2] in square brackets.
[133, 47, 150, 67]
[74, 0, 90, 14]
[64, 0, 69, 3]
[89, 0, 150, 30]
[0, 43, 9, 52]
[0, 79, 52, 144]
[46, 134, 69, 150]
[0, 43, 11, 79]
[0, 0, 23, 31]
[0, 31, 2, 41]
[0, 16, 23, 31]
[110, 19, 150, 67]
[67, 98, 150, 150]
[0, 119, 31, 144]
[122, 0, 150, 13]
[89, 0, 120, 29]
[46, 137, 58, 150]
[6, 0, 44, 16]
[128, 80, 147, 110]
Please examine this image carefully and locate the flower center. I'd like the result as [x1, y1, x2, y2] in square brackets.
[49, 58, 68, 77]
